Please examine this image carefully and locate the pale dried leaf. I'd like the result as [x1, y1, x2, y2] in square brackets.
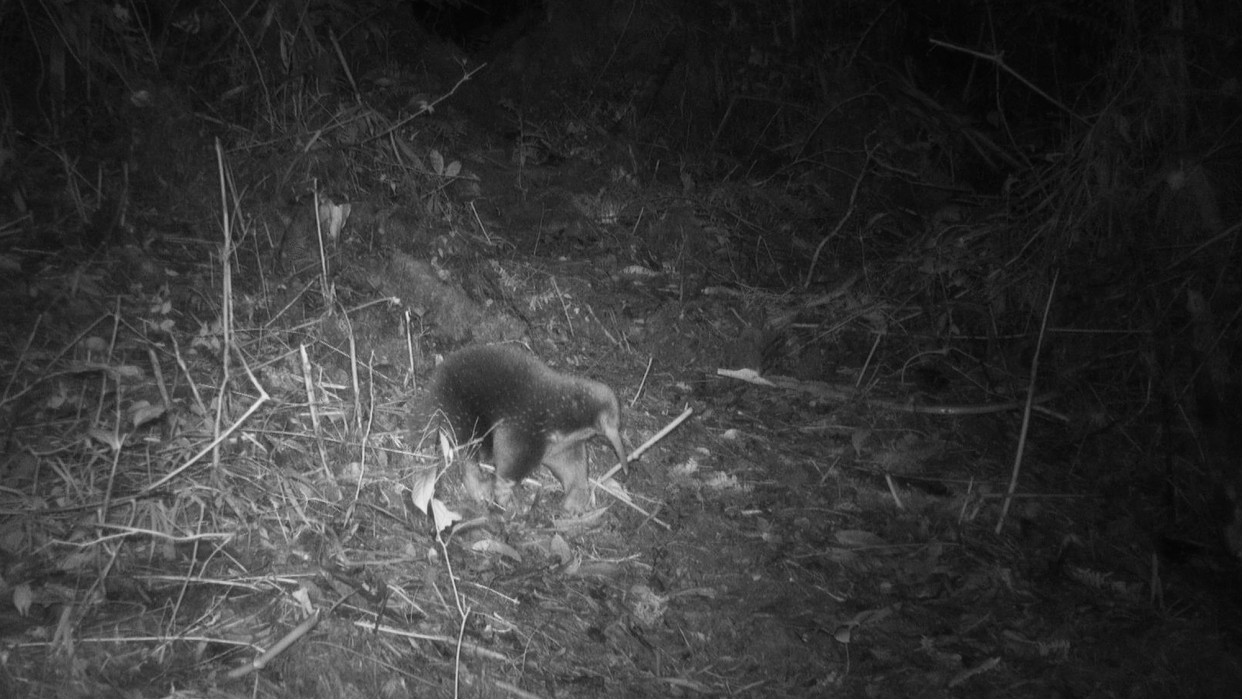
[471, 538, 521, 562]
[409, 466, 437, 515]
[13, 584, 33, 616]
[429, 498, 460, 534]
[834, 530, 887, 548]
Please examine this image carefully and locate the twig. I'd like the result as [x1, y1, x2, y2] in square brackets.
[0, 314, 108, 410]
[598, 407, 693, 483]
[632, 355, 653, 407]
[589, 480, 670, 530]
[453, 603, 472, 699]
[345, 311, 362, 433]
[326, 27, 360, 101]
[929, 38, 1088, 125]
[884, 474, 904, 510]
[804, 143, 872, 288]
[718, 368, 1062, 418]
[0, 311, 43, 404]
[437, 532, 466, 619]
[142, 146, 269, 493]
[585, 408, 691, 531]
[20, 634, 262, 651]
[226, 610, 321, 679]
[169, 335, 208, 418]
[552, 278, 574, 339]
[996, 270, 1058, 534]
[344, 344, 376, 520]
[215, 138, 234, 479]
[348, 619, 493, 656]
[1171, 219, 1242, 269]
[493, 680, 545, 699]
[469, 201, 493, 244]
[143, 350, 269, 492]
[298, 343, 337, 485]
[56, 526, 231, 547]
[363, 63, 485, 146]
[864, 392, 1061, 417]
[846, 0, 900, 68]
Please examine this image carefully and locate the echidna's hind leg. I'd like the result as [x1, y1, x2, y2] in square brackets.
[542, 441, 591, 513]
[490, 423, 545, 513]
[460, 456, 493, 505]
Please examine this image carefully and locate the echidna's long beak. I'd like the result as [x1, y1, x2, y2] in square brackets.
[603, 424, 627, 471]
[592, 396, 628, 473]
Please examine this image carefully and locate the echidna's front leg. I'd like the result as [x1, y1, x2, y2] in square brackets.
[542, 441, 591, 513]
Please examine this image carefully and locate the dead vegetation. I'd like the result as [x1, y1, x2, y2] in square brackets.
[2, 1, 1241, 698]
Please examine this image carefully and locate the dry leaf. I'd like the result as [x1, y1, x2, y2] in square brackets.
[834, 530, 887, 548]
[471, 538, 521, 562]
